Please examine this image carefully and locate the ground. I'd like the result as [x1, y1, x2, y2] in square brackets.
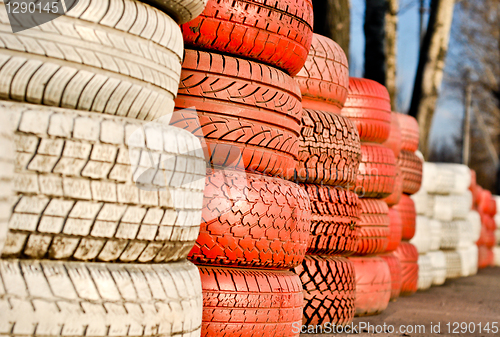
[302, 267, 500, 336]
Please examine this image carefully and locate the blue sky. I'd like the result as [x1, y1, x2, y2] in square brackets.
[349, 0, 461, 149]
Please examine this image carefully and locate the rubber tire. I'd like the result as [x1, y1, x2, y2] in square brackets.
[478, 190, 497, 217]
[437, 163, 471, 195]
[386, 207, 403, 253]
[348, 256, 391, 317]
[393, 194, 417, 240]
[468, 211, 482, 243]
[457, 245, 478, 277]
[189, 169, 311, 269]
[451, 192, 473, 220]
[172, 49, 302, 180]
[3, 102, 206, 263]
[444, 250, 463, 278]
[427, 250, 446, 286]
[0, 259, 203, 336]
[341, 78, 392, 143]
[397, 113, 419, 152]
[297, 109, 361, 186]
[382, 112, 402, 158]
[181, 0, 314, 76]
[356, 143, 397, 198]
[481, 212, 497, 231]
[199, 266, 303, 336]
[354, 199, 390, 255]
[302, 184, 360, 255]
[478, 245, 494, 269]
[0, 0, 183, 121]
[0, 105, 14, 254]
[295, 34, 349, 113]
[417, 254, 433, 291]
[422, 162, 455, 195]
[294, 256, 355, 327]
[410, 188, 433, 217]
[381, 253, 402, 301]
[140, 0, 207, 24]
[428, 219, 442, 252]
[409, 216, 431, 254]
[440, 220, 474, 250]
[432, 195, 453, 222]
[398, 150, 423, 195]
[393, 242, 418, 297]
[383, 165, 403, 206]
[476, 226, 495, 248]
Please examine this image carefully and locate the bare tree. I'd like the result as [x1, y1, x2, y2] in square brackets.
[409, 0, 455, 157]
[312, 0, 351, 55]
[385, 0, 399, 110]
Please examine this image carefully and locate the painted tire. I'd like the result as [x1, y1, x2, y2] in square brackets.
[393, 242, 418, 296]
[393, 195, 417, 240]
[382, 112, 402, 158]
[381, 253, 402, 301]
[354, 199, 390, 255]
[417, 254, 433, 291]
[398, 150, 423, 195]
[383, 165, 403, 206]
[356, 143, 397, 198]
[386, 207, 403, 253]
[397, 113, 419, 152]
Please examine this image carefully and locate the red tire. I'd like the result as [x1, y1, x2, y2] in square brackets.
[382, 112, 402, 158]
[393, 195, 417, 240]
[397, 113, 420, 152]
[383, 165, 403, 206]
[480, 213, 496, 231]
[381, 253, 402, 301]
[398, 150, 423, 195]
[189, 169, 311, 269]
[181, 0, 314, 76]
[303, 184, 360, 255]
[199, 266, 303, 336]
[297, 109, 361, 186]
[356, 143, 397, 198]
[348, 256, 391, 316]
[393, 242, 419, 296]
[173, 49, 302, 179]
[341, 78, 392, 143]
[354, 199, 390, 255]
[295, 34, 349, 113]
[477, 226, 496, 248]
[294, 256, 356, 327]
[478, 190, 497, 217]
[477, 245, 494, 269]
[386, 207, 403, 252]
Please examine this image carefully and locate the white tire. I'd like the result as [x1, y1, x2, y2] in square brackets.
[423, 163, 455, 195]
[451, 191, 472, 220]
[436, 164, 471, 195]
[0, 259, 202, 337]
[427, 251, 446, 286]
[468, 210, 482, 244]
[417, 253, 433, 290]
[141, 0, 208, 24]
[443, 250, 463, 279]
[409, 216, 432, 254]
[411, 188, 434, 217]
[0, 108, 15, 254]
[0, 0, 183, 121]
[440, 220, 475, 250]
[494, 246, 500, 267]
[2, 102, 206, 263]
[432, 195, 453, 222]
[463, 245, 478, 276]
[428, 219, 442, 252]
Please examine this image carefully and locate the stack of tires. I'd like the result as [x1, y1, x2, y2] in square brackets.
[341, 78, 396, 316]
[412, 163, 480, 282]
[171, 1, 315, 335]
[386, 114, 422, 297]
[0, 1, 209, 335]
[473, 186, 497, 268]
[292, 34, 360, 328]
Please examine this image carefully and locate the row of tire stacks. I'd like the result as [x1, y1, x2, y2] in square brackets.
[382, 114, 423, 299]
[170, 1, 317, 335]
[341, 78, 400, 316]
[0, 0, 210, 336]
[411, 163, 480, 291]
[470, 179, 498, 269]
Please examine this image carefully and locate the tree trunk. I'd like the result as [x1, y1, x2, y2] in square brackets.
[385, 0, 398, 111]
[364, 0, 387, 85]
[312, 0, 350, 55]
[409, 0, 455, 157]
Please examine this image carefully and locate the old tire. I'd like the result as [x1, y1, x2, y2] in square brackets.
[417, 254, 433, 291]
[383, 165, 403, 206]
[386, 207, 403, 253]
[189, 169, 311, 269]
[394, 194, 417, 240]
[382, 112, 402, 158]
[302, 184, 360, 255]
[428, 250, 447, 286]
[3, 102, 206, 263]
[411, 188, 433, 217]
[428, 219, 443, 251]
[394, 242, 418, 296]
[422, 163, 455, 195]
[141, 0, 207, 24]
[397, 113, 419, 152]
[294, 255, 355, 327]
[409, 216, 431, 254]
[398, 150, 423, 195]
[181, 0, 314, 76]
[349, 256, 391, 317]
[341, 78, 392, 143]
[381, 253, 402, 301]
[356, 143, 397, 198]
[297, 109, 361, 186]
[444, 250, 463, 278]
[478, 245, 494, 269]
[354, 199, 390, 256]
[0, 0, 183, 120]
[0, 259, 203, 336]
[295, 34, 349, 113]
[172, 49, 302, 180]
[199, 266, 303, 336]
